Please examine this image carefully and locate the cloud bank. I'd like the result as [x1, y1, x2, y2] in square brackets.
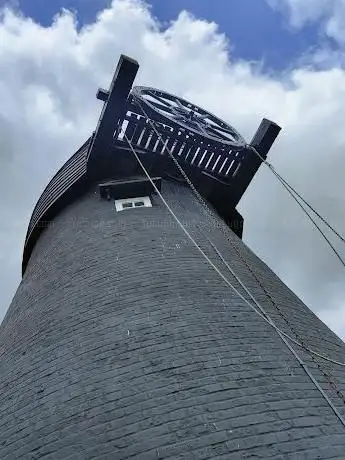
[270, 0, 345, 45]
[0, 0, 344, 339]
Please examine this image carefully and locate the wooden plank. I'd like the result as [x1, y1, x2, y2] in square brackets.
[26, 139, 90, 241]
[87, 55, 139, 169]
[251, 118, 281, 159]
[231, 118, 281, 207]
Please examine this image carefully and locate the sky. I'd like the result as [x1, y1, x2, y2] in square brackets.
[0, 0, 345, 339]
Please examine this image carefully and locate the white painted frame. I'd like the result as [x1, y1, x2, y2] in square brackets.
[115, 196, 152, 212]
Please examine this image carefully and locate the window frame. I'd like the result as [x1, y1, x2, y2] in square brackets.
[115, 196, 152, 212]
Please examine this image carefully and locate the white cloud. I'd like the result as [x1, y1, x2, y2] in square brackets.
[0, 0, 345, 341]
[269, 0, 345, 45]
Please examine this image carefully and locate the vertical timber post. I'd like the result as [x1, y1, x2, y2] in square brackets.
[232, 118, 281, 207]
[87, 54, 139, 176]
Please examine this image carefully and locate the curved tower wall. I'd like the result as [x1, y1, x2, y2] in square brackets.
[1, 180, 345, 459]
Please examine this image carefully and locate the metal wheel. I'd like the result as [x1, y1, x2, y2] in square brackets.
[131, 86, 246, 148]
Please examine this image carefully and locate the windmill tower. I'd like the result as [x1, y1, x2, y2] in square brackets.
[1, 55, 345, 459]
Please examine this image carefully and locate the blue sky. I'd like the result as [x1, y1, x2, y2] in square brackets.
[6, 0, 322, 71]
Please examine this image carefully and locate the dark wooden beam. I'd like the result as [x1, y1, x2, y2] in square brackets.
[232, 118, 281, 207]
[96, 88, 109, 102]
[250, 118, 281, 160]
[87, 55, 139, 172]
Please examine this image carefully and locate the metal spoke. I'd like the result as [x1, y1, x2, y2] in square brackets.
[170, 114, 186, 124]
[132, 86, 246, 147]
[196, 112, 209, 120]
[195, 122, 208, 136]
[203, 124, 233, 141]
[150, 93, 172, 107]
[175, 99, 186, 110]
[207, 123, 238, 138]
[149, 99, 174, 114]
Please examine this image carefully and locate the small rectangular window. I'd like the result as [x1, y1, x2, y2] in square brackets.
[115, 196, 152, 212]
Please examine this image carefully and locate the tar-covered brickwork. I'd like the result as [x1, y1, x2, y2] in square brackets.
[1, 180, 345, 459]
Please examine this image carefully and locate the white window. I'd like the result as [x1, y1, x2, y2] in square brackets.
[115, 196, 152, 212]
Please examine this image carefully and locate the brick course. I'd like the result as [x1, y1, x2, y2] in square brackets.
[1, 180, 345, 459]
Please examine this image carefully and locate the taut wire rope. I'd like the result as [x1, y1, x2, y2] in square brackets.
[123, 129, 345, 428]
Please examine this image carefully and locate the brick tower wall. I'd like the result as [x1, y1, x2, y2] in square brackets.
[1, 180, 345, 459]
